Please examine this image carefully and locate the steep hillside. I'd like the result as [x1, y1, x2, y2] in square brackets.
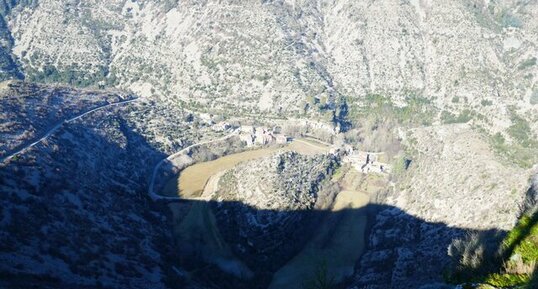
[1, 0, 536, 133]
[0, 1, 537, 289]
[0, 82, 227, 288]
[447, 177, 538, 288]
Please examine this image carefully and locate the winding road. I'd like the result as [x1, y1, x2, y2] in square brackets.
[0, 98, 139, 164]
[147, 129, 239, 201]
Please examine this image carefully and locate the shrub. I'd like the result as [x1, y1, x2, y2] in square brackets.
[441, 109, 474, 124]
[500, 12, 522, 28]
[303, 261, 337, 289]
[447, 210, 538, 288]
[391, 155, 412, 176]
[519, 58, 537, 70]
[490, 131, 538, 169]
[484, 273, 530, 287]
[448, 231, 504, 282]
[507, 112, 537, 148]
[480, 99, 493, 106]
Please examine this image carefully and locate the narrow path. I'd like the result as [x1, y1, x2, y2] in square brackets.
[0, 98, 139, 164]
[294, 138, 331, 150]
[303, 135, 333, 147]
[147, 130, 239, 201]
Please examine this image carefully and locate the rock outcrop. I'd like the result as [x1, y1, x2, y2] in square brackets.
[352, 124, 536, 288]
[210, 152, 338, 283]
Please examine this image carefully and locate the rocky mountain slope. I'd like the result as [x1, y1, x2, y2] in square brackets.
[175, 152, 339, 288]
[0, 81, 131, 156]
[216, 151, 337, 210]
[0, 0, 536, 131]
[0, 0, 537, 288]
[0, 81, 226, 289]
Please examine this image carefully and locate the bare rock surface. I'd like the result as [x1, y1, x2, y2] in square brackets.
[394, 124, 532, 230]
[1, 0, 536, 131]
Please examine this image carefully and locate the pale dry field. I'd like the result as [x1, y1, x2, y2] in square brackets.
[162, 138, 330, 198]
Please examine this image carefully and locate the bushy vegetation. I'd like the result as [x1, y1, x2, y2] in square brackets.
[0, 11, 23, 80]
[500, 13, 522, 28]
[490, 133, 538, 169]
[0, 47, 20, 81]
[489, 110, 538, 169]
[26, 64, 109, 88]
[0, 0, 37, 16]
[344, 93, 434, 153]
[189, 136, 245, 163]
[349, 93, 435, 127]
[507, 112, 537, 149]
[447, 210, 538, 288]
[519, 58, 537, 70]
[391, 154, 413, 177]
[481, 99, 493, 106]
[440, 109, 474, 124]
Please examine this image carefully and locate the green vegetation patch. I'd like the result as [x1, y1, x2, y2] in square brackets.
[490, 132, 538, 169]
[441, 109, 475, 124]
[481, 99, 493, 106]
[503, 213, 538, 264]
[500, 10, 522, 28]
[26, 64, 109, 88]
[489, 110, 538, 169]
[483, 273, 530, 288]
[507, 112, 537, 148]
[391, 154, 413, 177]
[519, 58, 537, 70]
[349, 93, 435, 127]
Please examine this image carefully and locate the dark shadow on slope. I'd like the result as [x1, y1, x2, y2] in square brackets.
[0, 103, 177, 289]
[446, 184, 538, 288]
[531, 268, 538, 289]
[0, 103, 527, 289]
[163, 198, 509, 289]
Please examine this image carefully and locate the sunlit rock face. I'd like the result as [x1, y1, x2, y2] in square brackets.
[215, 152, 336, 210]
[3, 0, 537, 129]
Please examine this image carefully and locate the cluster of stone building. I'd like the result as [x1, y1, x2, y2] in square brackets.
[239, 125, 290, 147]
[208, 119, 291, 147]
[343, 149, 391, 174]
[208, 118, 389, 175]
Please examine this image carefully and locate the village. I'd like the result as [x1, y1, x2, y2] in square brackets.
[209, 118, 391, 175]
